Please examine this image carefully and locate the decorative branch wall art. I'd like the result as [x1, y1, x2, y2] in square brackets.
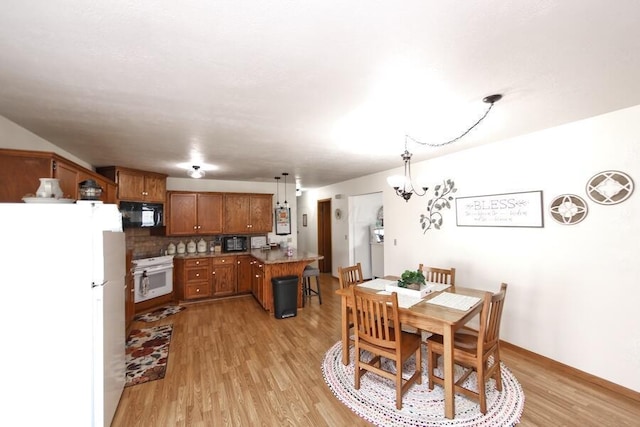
[455, 190, 544, 228]
[420, 179, 457, 233]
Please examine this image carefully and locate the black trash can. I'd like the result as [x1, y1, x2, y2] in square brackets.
[271, 275, 299, 319]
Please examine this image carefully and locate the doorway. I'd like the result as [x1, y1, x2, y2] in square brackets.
[317, 198, 332, 273]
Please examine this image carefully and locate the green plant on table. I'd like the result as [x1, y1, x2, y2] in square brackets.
[397, 269, 426, 289]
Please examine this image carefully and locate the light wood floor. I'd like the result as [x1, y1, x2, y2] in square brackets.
[112, 274, 640, 426]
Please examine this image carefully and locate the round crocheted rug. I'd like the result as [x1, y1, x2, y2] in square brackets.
[321, 341, 524, 426]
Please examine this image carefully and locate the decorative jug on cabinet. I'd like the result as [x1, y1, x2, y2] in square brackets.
[197, 238, 207, 253]
[177, 241, 186, 254]
[167, 242, 176, 255]
[186, 240, 197, 254]
[36, 178, 63, 199]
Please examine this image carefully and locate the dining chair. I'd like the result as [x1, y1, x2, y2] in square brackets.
[418, 265, 456, 290]
[338, 262, 364, 289]
[426, 283, 508, 414]
[337, 263, 364, 346]
[351, 286, 423, 410]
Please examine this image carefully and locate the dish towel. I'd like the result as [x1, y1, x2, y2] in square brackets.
[140, 271, 149, 297]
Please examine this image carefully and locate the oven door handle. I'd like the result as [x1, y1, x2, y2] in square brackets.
[134, 264, 173, 275]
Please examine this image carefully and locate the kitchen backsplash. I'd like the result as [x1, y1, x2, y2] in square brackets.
[125, 228, 220, 259]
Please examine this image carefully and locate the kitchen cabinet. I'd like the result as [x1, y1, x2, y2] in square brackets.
[174, 257, 211, 300]
[251, 257, 266, 309]
[211, 256, 237, 297]
[167, 191, 223, 236]
[236, 255, 253, 294]
[0, 148, 117, 203]
[97, 166, 167, 203]
[223, 193, 273, 234]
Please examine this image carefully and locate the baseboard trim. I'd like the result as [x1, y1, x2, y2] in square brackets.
[501, 340, 640, 403]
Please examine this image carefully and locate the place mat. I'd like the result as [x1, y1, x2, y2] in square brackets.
[426, 292, 481, 311]
[376, 291, 422, 309]
[359, 278, 395, 291]
[425, 282, 451, 292]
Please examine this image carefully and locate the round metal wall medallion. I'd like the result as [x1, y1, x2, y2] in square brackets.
[549, 194, 588, 225]
[586, 170, 634, 205]
[334, 208, 343, 220]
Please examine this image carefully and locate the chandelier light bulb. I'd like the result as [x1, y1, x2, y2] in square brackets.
[188, 165, 205, 179]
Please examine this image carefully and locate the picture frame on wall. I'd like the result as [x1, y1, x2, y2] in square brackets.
[275, 207, 291, 235]
[455, 190, 544, 228]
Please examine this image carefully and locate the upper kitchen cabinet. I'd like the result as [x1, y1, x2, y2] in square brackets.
[0, 149, 116, 203]
[167, 191, 223, 236]
[223, 193, 273, 234]
[97, 166, 167, 203]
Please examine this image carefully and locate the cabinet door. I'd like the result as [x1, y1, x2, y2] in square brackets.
[212, 259, 237, 296]
[167, 192, 198, 235]
[54, 160, 79, 199]
[223, 194, 251, 234]
[249, 194, 273, 233]
[144, 175, 166, 203]
[0, 152, 51, 202]
[117, 170, 145, 201]
[236, 255, 253, 294]
[197, 193, 223, 234]
[251, 261, 265, 308]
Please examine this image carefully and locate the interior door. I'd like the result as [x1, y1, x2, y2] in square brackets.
[317, 199, 332, 273]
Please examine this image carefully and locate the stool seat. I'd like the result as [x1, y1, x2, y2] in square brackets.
[302, 265, 321, 305]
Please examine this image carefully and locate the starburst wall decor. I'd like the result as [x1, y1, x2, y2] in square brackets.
[419, 179, 457, 233]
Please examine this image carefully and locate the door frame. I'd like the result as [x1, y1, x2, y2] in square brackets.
[317, 198, 332, 273]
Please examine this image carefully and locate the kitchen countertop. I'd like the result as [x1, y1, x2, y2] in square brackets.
[172, 248, 323, 264]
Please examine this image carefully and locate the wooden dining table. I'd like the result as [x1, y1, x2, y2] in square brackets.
[335, 279, 489, 419]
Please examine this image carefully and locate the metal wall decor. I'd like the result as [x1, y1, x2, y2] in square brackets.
[419, 179, 457, 233]
[549, 194, 588, 225]
[586, 170, 634, 205]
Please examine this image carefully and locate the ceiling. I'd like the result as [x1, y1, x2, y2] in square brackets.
[1, 1, 640, 190]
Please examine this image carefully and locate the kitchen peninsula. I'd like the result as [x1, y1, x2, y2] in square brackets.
[173, 248, 323, 314]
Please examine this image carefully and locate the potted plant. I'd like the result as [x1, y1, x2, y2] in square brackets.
[397, 269, 426, 290]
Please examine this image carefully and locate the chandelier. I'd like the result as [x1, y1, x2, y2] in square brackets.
[387, 94, 502, 201]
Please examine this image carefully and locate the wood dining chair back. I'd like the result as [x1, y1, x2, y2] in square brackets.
[338, 262, 364, 289]
[351, 286, 423, 410]
[426, 283, 508, 414]
[418, 265, 456, 290]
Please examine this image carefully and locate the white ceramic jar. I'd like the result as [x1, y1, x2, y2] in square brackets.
[187, 239, 197, 254]
[197, 238, 207, 253]
[167, 242, 176, 255]
[177, 241, 186, 254]
[36, 178, 64, 199]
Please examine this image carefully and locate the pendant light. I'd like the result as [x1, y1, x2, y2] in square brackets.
[274, 176, 281, 207]
[282, 172, 289, 208]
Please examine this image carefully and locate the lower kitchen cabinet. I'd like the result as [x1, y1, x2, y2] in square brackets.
[211, 256, 237, 296]
[236, 255, 253, 294]
[174, 257, 211, 300]
[251, 257, 266, 309]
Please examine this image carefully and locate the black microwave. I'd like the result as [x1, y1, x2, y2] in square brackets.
[120, 202, 164, 228]
[223, 236, 248, 252]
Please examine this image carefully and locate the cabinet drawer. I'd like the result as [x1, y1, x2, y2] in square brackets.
[185, 258, 209, 268]
[185, 282, 211, 299]
[212, 256, 236, 265]
[186, 267, 208, 281]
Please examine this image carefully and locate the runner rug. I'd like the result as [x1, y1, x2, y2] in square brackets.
[134, 305, 186, 322]
[321, 341, 524, 426]
[125, 324, 173, 387]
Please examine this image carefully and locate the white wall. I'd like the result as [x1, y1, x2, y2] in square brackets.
[0, 115, 93, 169]
[298, 104, 640, 392]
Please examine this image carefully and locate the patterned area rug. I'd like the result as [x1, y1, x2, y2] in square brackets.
[125, 324, 173, 387]
[134, 305, 186, 322]
[322, 341, 524, 426]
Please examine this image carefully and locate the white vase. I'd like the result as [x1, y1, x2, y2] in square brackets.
[36, 178, 63, 199]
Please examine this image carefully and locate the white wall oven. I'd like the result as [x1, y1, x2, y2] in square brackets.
[132, 255, 174, 302]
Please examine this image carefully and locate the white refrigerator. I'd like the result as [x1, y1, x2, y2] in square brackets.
[0, 202, 126, 427]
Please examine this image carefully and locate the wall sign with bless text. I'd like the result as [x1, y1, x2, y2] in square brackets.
[455, 191, 544, 228]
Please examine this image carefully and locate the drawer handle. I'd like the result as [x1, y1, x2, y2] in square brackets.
[196, 288, 200, 293]
[196, 261, 200, 265]
[196, 273, 200, 277]
[212, 271, 216, 275]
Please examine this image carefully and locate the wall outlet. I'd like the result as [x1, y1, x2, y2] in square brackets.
[287, 237, 292, 243]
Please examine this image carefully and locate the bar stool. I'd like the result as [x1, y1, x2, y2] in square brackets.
[302, 265, 322, 306]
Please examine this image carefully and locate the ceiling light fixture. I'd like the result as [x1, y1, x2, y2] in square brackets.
[188, 165, 205, 179]
[282, 172, 289, 208]
[274, 176, 281, 207]
[388, 94, 502, 202]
